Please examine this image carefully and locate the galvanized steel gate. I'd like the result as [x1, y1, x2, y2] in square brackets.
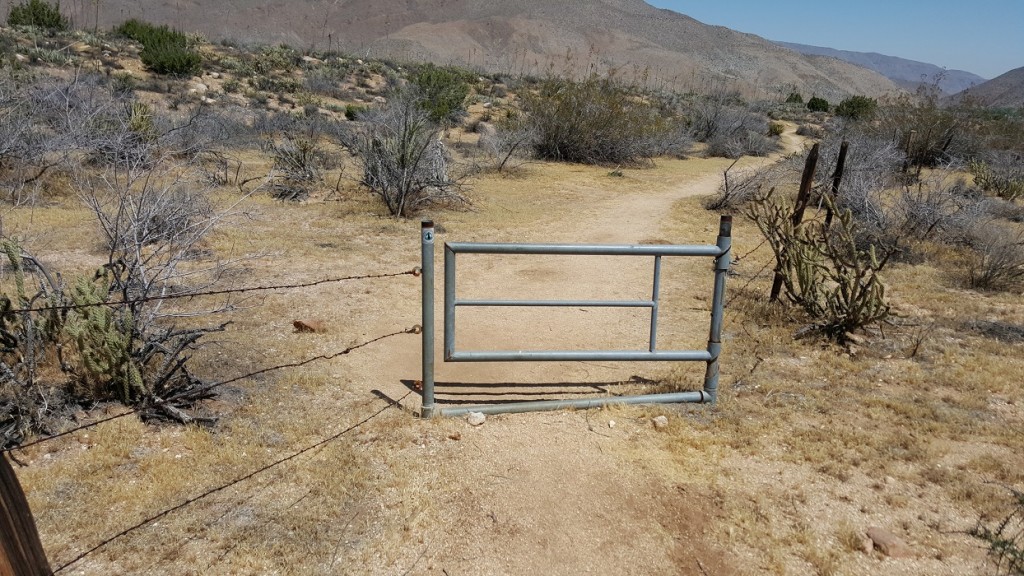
[419, 216, 732, 418]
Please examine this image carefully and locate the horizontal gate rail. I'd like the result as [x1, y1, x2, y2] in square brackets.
[419, 216, 732, 418]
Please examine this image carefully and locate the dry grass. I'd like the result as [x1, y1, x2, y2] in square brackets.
[1, 45, 1020, 575]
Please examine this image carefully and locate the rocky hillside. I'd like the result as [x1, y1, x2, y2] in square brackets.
[954, 65, 1024, 108]
[61, 0, 898, 100]
[775, 41, 986, 95]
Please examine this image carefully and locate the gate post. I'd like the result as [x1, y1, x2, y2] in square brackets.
[421, 220, 436, 418]
[703, 215, 732, 403]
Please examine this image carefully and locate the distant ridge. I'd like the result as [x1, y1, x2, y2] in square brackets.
[775, 41, 985, 95]
[954, 66, 1024, 108]
[62, 0, 899, 100]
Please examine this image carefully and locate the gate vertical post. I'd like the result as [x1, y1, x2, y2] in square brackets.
[649, 255, 662, 352]
[421, 220, 436, 418]
[703, 215, 732, 403]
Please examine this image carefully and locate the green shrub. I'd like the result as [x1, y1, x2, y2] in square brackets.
[807, 96, 830, 113]
[115, 19, 202, 75]
[785, 92, 804, 104]
[344, 104, 367, 121]
[410, 63, 472, 124]
[521, 74, 678, 165]
[7, 0, 68, 30]
[768, 121, 785, 136]
[141, 43, 201, 75]
[835, 95, 877, 120]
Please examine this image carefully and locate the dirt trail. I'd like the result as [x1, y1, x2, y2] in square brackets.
[336, 132, 807, 575]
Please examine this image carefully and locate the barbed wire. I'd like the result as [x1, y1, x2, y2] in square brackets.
[52, 390, 413, 573]
[5, 326, 420, 454]
[7, 268, 421, 314]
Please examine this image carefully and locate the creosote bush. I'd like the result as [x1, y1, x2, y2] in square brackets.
[410, 63, 472, 125]
[115, 18, 202, 75]
[872, 85, 977, 169]
[520, 74, 682, 165]
[967, 225, 1024, 292]
[835, 95, 877, 120]
[6, 0, 67, 30]
[806, 96, 829, 113]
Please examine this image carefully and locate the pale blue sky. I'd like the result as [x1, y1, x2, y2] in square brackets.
[646, 1, 1023, 79]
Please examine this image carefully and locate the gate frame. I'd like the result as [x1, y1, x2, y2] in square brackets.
[419, 216, 731, 418]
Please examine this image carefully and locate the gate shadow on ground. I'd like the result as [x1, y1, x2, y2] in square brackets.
[396, 378, 663, 406]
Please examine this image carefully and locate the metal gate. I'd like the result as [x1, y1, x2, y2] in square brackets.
[418, 216, 732, 418]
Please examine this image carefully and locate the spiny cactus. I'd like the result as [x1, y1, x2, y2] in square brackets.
[747, 191, 890, 339]
[64, 274, 147, 403]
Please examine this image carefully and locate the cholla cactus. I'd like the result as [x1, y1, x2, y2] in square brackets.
[64, 275, 146, 403]
[747, 190, 890, 339]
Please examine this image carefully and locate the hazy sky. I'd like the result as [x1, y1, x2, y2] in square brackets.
[646, 1, 1023, 79]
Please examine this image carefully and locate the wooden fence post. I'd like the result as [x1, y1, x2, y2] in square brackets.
[770, 143, 819, 302]
[1, 454, 52, 576]
[824, 141, 849, 229]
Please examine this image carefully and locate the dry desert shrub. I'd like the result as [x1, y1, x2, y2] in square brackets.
[967, 225, 1024, 291]
[351, 89, 467, 217]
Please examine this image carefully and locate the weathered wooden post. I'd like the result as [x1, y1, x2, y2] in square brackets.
[770, 143, 819, 302]
[1, 454, 52, 576]
[824, 141, 849, 229]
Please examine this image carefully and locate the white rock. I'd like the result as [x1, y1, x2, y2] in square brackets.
[652, 415, 669, 430]
[209, 71, 221, 79]
[467, 412, 486, 426]
[608, 420, 616, 429]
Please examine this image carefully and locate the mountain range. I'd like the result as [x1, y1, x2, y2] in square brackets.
[954, 66, 1024, 108]
[774, 41, 987, 95]
[65, 0, 898, 100]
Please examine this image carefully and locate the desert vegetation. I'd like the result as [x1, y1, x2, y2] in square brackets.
[0, 9, 1022, 575]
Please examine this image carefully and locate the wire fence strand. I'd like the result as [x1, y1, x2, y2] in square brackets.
[52, 391, 412, 574]
[9, 269, 420, 314]
[5, 327, 419, 454]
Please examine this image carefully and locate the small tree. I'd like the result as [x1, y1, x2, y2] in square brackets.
[785, 92, 804, 104]
[7, 0, 68, 30]
[807, 96, 830, 113]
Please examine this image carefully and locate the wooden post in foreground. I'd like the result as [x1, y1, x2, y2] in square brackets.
[1, 454, 52, 576]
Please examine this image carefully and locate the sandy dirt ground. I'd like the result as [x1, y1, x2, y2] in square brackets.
[14, 124, 1010, 575]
